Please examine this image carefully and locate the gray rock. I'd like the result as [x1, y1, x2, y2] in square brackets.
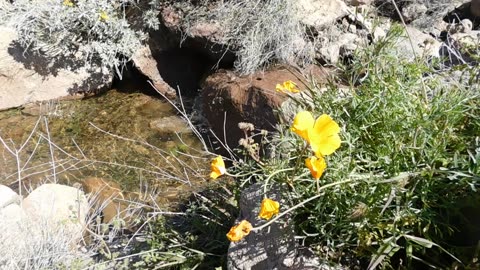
[0, 26, 112, 110]
[22, 183, 89, 237]
[0, 185, 20, 209]
[0, 184, 92, 269]
[318, 33, 358, 64]
[401, 4, 428, 23]
[391, 26, 441, 60]
[227, 183, 296, 270]
[227, 183, 344, 270]
[0, 203, 25, 225]
[296, 0, 350, 30]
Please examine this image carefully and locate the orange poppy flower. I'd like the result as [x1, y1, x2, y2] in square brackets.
[226, 220, 253, 242]
[258, 198, 280, 220]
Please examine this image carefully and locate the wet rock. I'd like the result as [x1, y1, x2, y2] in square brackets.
[0, 184, 20, 209]
[0, 26, 112, 111]
[149, 115, 192, 134]
[202, 65, 333, 151]
[22, 183, 89, 236]
[82, 177, 129, 224]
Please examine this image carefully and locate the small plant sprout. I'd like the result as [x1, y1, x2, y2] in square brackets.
[258, 198, 280, 220]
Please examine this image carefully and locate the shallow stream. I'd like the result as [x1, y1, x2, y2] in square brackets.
[0, 89, 209, 206]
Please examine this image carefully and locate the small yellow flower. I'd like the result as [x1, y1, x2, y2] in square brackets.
[210, 155, 226, 179]
[63, 0, 73, 7]
[305, 155, 327, 180]
[258, 198, 280, 220]
[226, 220, 252, 242]
[309, 114, 341, 157]
[291, 111, 341, 157]
[276, 80, 300, 93]
[99, 11, 109, 21]
[291, 110, 314, 142]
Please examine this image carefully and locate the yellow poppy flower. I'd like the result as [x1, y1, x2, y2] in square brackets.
[258, 198, 280, 220]
[63, 0, 73, 7]
[309, 114, 341, 156]
[226, 220, 252, 242]
[305, 155, 327, 180]
[210, 155, 226, 179]
[99, 11, 109, 21]
[276, 80, 300, 93]
[283, 80, 300, 93]
[290, 110, 314, 142]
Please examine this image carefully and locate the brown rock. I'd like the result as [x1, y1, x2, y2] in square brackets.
[471, 0, 480, 17]
[81, 177, 128, 224]
[202, 65, 333, 151]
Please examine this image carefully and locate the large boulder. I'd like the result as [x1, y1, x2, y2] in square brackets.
[22, 183, 89, 234]
[0, 26, 112, 110]
[0, 183, 91, 269]
[202, 65, 333, 151]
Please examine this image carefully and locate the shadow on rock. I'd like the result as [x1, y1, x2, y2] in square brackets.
[7, 41, 82, 78]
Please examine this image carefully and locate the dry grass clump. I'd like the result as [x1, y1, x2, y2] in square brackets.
[182, 0, 314, 74]
[0, 210, 93, 270]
